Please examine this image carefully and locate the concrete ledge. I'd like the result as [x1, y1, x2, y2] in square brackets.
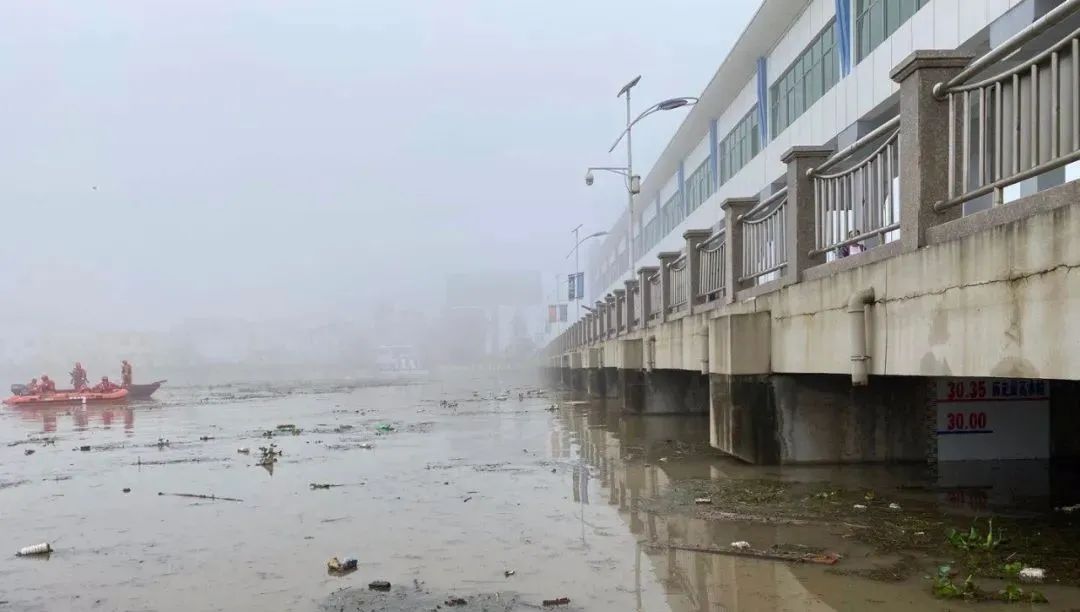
[803, 241, 902, 281]
[735, 278, 784, 302]
[926, 179, 1080, 246]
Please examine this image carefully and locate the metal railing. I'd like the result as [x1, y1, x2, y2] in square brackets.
[737, 187, 788, 283]
[648, 273, 662, 318]
[697, 229, 726, 299]
[669, 255, 688, 311]
[810, 116, 901, 255]
[934, 0, 1080, 211]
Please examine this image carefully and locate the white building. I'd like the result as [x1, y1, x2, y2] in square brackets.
[588, 0, 1063, 302]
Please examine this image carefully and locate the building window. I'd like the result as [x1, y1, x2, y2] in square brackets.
[643, 217, 658, 252]
[770, 20, 838, 139]
[661, 193, 680, 236]
[856, 0, 928, 62]
[684, 159, 714, 214]
[719, 106, 761, 185]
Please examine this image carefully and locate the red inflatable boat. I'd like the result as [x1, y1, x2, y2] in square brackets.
[3, 388, 129, 406]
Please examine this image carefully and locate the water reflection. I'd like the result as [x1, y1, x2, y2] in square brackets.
[553, 397, 1080, 612]
[7, 404, 136, 434]
[554, 398, 843, 612]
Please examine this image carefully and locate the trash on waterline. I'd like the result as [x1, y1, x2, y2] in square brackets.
[1020, 567, 1046, 583]
[542, 597, 571, 607]
[310, 483, 343, 490]
[358, 442, 374, 450]
[79, 445, 91, 452]
[694, 497, 712, 504]
[199, 436, 213, 441]
[24, 449, 34, 456]
[888, 502, 902, 511]
[504, 569, 516, 577]
[731, 541, 751, 551]
[16, 543, 52, 557]
[1056, 504, 1080, 513]
[368, 580, 391, 591]
[122, 488, 131, 493]
[446, 597, 467, 606]
[375, 423, 394, 432]
[237, 447, 250, 454]
[853, 504, 867, 510]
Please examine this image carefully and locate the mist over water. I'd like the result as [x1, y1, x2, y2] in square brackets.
[0, 1, 759, 381]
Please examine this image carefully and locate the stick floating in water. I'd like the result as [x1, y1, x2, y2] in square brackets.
[157, 492, 243, 502]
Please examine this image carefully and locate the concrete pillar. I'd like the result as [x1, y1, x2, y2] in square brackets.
[595, 300, 605, 340]
[780, 146, 831, 284]
[657, 252, 680, 322]
[890, 50, 974, 251]
[613, 289, 626, 334]
[637, 266, 658, 325]
[634, 370, 710, 415]
[609, 293, 617, 336]
[721, 198, 757, 303]
[683, 229, 712, 314]
[624, 279, 639, 331]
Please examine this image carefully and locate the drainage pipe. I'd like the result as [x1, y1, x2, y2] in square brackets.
[847, 288, 875, 386]
[697, 325, 710, 375]
[646, 336, 656, 372]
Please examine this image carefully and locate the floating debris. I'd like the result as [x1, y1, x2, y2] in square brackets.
[327, 557, 358, 574]
[199, 436, 214, 442]
[888, 502, 902, 511]
[731, 541, 751, 551]
[1056, 504, 1080, 513]
[78, 446, 91, 452]
[310, 483, 343, 490]
[24, 449, 34, 456]
[694, 497, 712, 505]
[122, 488, 131, 493]
[542, 597, 570, 607]
[157, 492, 243, 502]
[445, 597, 467, 607]
[853, 504, 868, 510]
[16, 542, 52, 557]
[504, 569, 516, 577]
[375, 423, 394, 432]
[1020, 567, 1046, 583]
[237, 447, 250, 454]
[368, 580, 391, 591]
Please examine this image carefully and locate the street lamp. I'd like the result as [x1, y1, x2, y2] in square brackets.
[566, 226, 608, 320]
[585, 75, 698, 286]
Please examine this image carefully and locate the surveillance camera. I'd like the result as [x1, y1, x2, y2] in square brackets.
[585, 172, 594, 186]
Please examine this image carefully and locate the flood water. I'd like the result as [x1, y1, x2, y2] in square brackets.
[1, 372, 1078, 611]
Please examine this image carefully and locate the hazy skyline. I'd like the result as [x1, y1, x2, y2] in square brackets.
[1, 1, 758, 334]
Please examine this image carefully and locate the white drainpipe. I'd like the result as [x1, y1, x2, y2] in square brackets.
[697, 325, 710, 375]
[646, 336, 656, 372]
[847, 288, 875, 386]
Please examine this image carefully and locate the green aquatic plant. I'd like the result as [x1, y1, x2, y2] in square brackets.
[946, 518, 1002, 551]
[932, 565, 979, 600]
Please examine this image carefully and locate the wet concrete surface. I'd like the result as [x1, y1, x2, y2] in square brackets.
[2, 372, 1079, 611]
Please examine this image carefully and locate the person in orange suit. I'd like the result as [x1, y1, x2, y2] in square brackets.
[93, 376, 121, 393]
[40, 375, 56, 393]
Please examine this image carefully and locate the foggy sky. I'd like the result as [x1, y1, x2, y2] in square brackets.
[0, 0, 757, 333]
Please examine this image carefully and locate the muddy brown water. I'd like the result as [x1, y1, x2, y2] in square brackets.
[1, 372, 1078, 611]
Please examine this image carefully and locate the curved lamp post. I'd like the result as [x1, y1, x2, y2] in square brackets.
[584, 75, 698, 287]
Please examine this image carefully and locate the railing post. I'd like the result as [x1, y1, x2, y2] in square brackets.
[657, 252, 680, 322]
[720, 198, 757, 303]
[890, 51, 974, 251]
[624, 279, 639, 331]
[609, 293, 617, 336]
[683, 229, 712, 314]
[637, 266, 658, 326]
[781, 146, 832, 284]
[613, 289, 626, 334]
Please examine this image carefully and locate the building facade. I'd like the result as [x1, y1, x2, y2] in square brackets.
[588, 0, 1061, 302]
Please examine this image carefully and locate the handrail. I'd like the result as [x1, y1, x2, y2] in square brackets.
[737, 187, 788, 222]
[811, 115, 900, 176]
[947, 24, 1080, 94]
[936, 0, 1080, 93]
[698, 229, 726, 253]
